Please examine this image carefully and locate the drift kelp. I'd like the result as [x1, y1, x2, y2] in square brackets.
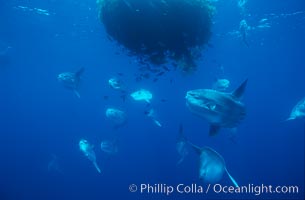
[97, 0, 215, 73]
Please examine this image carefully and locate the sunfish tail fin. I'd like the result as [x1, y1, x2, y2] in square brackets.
[225, 168, 239, 187]
[93, 161, 101, 173]
[232, 79, 248, 99]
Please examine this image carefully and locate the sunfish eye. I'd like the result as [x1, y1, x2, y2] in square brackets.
[188, 92, 198, 98]
[191, 94, 201, 100]
[194, 95, 201, 99]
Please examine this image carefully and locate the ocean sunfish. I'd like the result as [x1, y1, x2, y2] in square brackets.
[108, 77, 127, 101]
[100, 138, 119, 155]
[105, 107, 127, 128]
[188, 142, 239, 187]
[212, 78, 230, 91]
[185, 79, 248, 135]
[57, 67, 84, 98]
[79, 139, 101, 173]
[144, 108, 162, 127]
[130, 89, 152, 103]
[47, 154, 63, 174]
[239, 19, 250, 47]
[108, 77, 125, 91]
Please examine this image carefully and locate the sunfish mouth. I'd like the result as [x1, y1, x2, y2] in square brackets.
[186, 91, 213, 110]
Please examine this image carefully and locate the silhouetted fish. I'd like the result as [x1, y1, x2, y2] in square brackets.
[120, 94, 126, 102]
[157, 71, 165, 76]
[162, 66, 170, 71]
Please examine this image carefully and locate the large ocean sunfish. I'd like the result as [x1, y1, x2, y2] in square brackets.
[185, 79, 248, 135]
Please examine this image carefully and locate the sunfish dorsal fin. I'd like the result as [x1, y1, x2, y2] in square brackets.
[187, 141, 202, 155]
[75, 67, 85, 78]
[178, 123, 186, 141]
[232, 79, 248, 99]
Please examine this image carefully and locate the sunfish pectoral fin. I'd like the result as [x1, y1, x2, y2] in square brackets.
[242, 37, 250, 47]
[225, 168, 239, 187]
[93, 161, 101, 173]
[209, 125, 221, 136]
[232, 79, 248, 99]
[74, 89, 80, 98]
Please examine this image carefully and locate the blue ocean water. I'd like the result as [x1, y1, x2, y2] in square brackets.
[0, 0, 304, 200]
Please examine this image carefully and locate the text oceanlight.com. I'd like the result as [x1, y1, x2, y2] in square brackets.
[129, 183, 299, 196]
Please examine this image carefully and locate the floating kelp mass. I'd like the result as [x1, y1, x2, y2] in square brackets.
[97, 0, 215, 73]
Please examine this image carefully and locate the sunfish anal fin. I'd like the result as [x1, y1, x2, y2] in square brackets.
[93, 161, 101, 173]
[176, 156, 185, 166]
[225, 168, 238, 187]
[152, 119, 162, 127]
[178, 123, 187, 141]
[74, 89, 80, 98]
[285, 117, 295, 121]
[209, 125, 221, 136]
[232, 79, 248, 99]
